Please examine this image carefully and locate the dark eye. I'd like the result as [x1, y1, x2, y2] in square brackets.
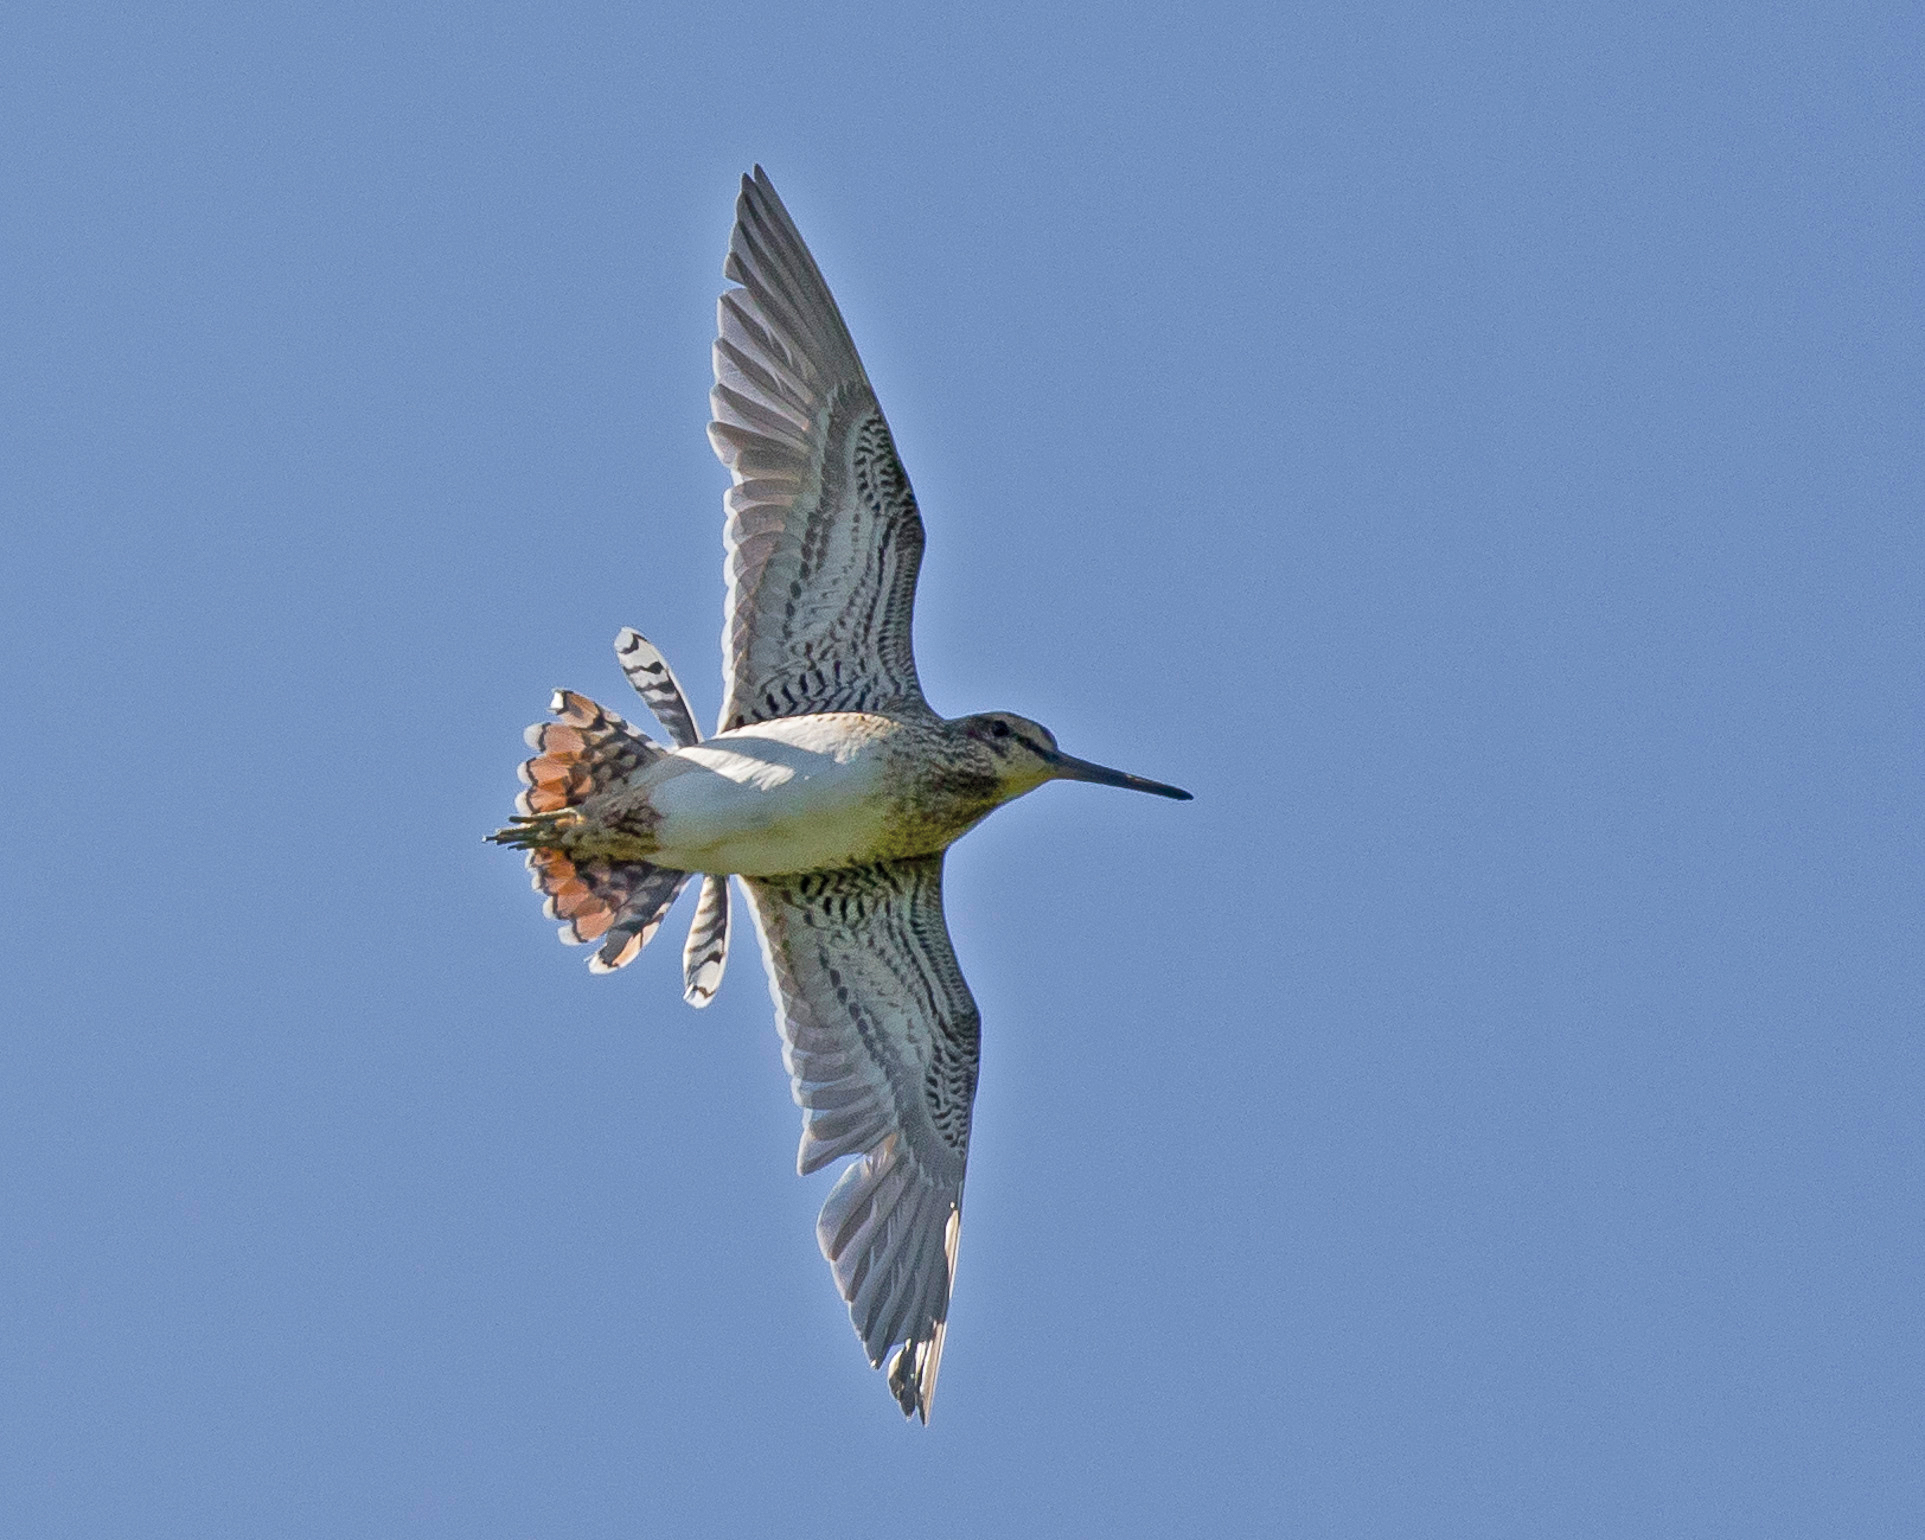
[991, 720, 1011, 738]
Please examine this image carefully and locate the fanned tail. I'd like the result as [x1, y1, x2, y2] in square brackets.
[493, 690, 690, 972]
[507, 689, 662, 817]
[581, 863, 693, 972]
[526, 850, 692, 971]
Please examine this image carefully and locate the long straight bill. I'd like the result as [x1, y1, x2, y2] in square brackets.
[1046, 750, 1192, 801]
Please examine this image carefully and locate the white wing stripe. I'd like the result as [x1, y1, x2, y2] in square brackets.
[723, 499, 794, 546]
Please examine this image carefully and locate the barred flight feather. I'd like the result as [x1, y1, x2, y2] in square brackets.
[710, 168, 930, 734]
[745, 854, 977, 1421]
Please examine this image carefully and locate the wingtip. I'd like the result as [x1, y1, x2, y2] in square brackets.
[886, 1205, 959, 1423]
[886, 1320, 947, 1424]
[738, 164, 794, 230]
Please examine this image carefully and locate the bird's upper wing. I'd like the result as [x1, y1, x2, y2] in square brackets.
[743, 855, 978, 1421]
[709, 167, 928, 733]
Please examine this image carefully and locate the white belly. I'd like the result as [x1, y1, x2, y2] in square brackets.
[640, 718, 898, 877]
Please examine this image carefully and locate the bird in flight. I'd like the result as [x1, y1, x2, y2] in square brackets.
[492, 168, 1190, 1420]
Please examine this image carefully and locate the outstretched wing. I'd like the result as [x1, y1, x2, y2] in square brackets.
[709, 167, 928, 733]
[743, 856, 978, 1421]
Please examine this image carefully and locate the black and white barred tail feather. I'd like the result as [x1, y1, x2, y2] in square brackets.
[682, 875, 730, 1007]
[612, 628, 736, 1004]
[615, 628, 702, 749]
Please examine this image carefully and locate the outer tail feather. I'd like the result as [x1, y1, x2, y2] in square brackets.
[607, 629, 733, 999]
[682, 874, 730, 1006]
[615, 629, 703, 748]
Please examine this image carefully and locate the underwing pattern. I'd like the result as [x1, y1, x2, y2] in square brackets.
[709, 170, 928, 733]
[745, 854, 978, 1421]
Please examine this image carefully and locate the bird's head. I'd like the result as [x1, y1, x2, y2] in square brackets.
[959, 712, 1192, 804]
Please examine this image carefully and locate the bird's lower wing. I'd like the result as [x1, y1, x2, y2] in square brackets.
[742, 855, 979, 1421]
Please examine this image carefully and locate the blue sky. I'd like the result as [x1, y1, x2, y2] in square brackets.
[3, 3, 1919, 1535]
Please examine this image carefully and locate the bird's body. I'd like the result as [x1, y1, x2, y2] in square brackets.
[517, 709, 1013, 876]
[643, 714, 953, 874]
[492, 169, 1187, 1421]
